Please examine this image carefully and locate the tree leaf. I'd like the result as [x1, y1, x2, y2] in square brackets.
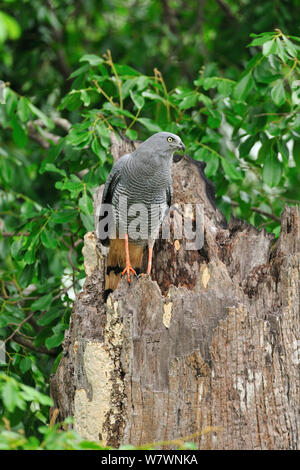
[125, 129, 137, 140]
[69, 64, 89, 79]
[95, 123, 111, 149]
[55, 179, 83, 195]
[194, 147, 219, 177]
[51, 210, 77, 224]
[282, 36, 298, 58]
[27, 103, 54, 129]
[80, 90, 91, 107]
[293, 140, 300, 169]
[17, 97, 30, 122]
[42, 163, 66, 177]
[233, 72, 254, 101]
[37, 308, 61, 327]
[11, 237, 25, 259]
[40, 138, 65, 173]
[31, 293, 53, 311]
[0, 157, 12, 184]
[202, 77, 218, 90]
[12, 116, 27, 148]
[0, 11, 21, 40]
[275, 38, 288, 61]
[19, 357, 32, 374]
[19, 264, 35, 287]
[1, 381, 25, 413]
[114, 64, 139, 76]
[91, 137, 105, 162]
[41, 229, 57, 250]
[80, 212, 94, 231]
[257, 139, 273, 163]
[79, 54, 103, 66]
[207, 109, 222, 128]
[221, 159, 243, 181]
[239, 135, 257, 159]
[271, 81, 286, 106]
[45, 332, 64, 350]
[20, 384, 53, 406]
[178, 92, 198, 110]
[129, 90, 144, 109]
[277, 139, 289, 165]
[137, 118, 161, 132]
[79, 193, 93, 215]
[262, 40, 277, 56]
[248, 35, 274, 47]
[262, 151, 282, 187]
[66, 130, 91, 146]
[142, 90, 165, 103]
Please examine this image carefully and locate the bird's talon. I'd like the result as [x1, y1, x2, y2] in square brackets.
[138, 273, 151, 280]
[121, 265, 137, 283]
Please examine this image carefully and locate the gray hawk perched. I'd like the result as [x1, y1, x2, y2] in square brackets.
[98, 131, 185, 296]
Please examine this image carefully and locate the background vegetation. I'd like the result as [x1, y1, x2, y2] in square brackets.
[0, 0, 299, 449]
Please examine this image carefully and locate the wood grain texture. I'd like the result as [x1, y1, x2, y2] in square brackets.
[50, 134, 300, 450]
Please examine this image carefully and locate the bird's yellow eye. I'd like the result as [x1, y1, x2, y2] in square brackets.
[167, 137, 173, 142]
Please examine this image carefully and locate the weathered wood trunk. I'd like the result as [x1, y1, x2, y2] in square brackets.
[50, 135, 300, 450]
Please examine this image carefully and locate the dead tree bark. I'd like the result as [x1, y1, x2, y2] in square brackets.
[50, 134, 300, 450]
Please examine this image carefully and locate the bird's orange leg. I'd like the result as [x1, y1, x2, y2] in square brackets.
[146, 245, 153, 276]
[139, 244, 153, 279]
[121, 234, 137, 283]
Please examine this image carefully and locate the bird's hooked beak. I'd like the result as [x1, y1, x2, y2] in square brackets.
[179, 141, 185, 152]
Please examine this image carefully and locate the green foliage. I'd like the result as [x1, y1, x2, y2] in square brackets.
[0, 373, 52, 433]
[54, 30, 299, 228]
[1, 1, 300, 99]
[0, 0, 300, 449]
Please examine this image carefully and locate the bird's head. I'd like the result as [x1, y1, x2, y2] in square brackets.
[139, 132, 185, 159]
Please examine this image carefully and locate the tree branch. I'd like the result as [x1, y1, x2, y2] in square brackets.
[231, 201, 281, 223]
[52, 117, 71, 132]
[10, 333, 57, 356]
[1, 231, 30, 237]
[27, 118, 71, 149]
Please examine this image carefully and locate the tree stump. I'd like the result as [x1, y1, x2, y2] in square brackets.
[50, 135, 300, 450]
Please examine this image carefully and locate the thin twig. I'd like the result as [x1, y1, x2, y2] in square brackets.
[5, 312, 35, 344]
[92, 79, 116, 106]
[104, 50, 123, 110]
[52, 283, 77, 301]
